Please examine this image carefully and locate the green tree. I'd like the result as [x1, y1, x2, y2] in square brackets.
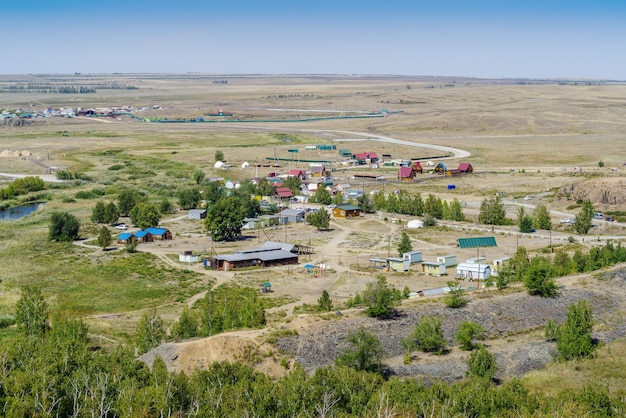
[177, 187, 201, 210]
[312, 186, 332, 205]
[193, 170, 205, 185]
[331, 192, 344, 205]
[518, 206, 534, 233]
[283, 176, 302, 195]
[412, 315, 446, 354]
[203, 181, 225, 204]
[456, 321, 487, 350]
[557, 300, 595, 361]
[104, 201, 119, 224]
[523, 256, 558, 297]
[307, 208, 331, 230]
[97, 226, 112, 250]
[362, 275, 399, 319]
[533, 204, 552, 230]
[135, 308, 166, 354]
[49, 211, 81, 242]
[445, 280, 468, 308]
[575, 201, 594, 235]
[466, 345, 497, 380]
[214, 150, 224, 162]
[448, 198, 465, 221]
[205, 196, 245, 241]
[397, 231, 412, 256]
[130, 202, 161, 228]
[335, 328, 385, 374]
[91, 200, 106, 223]
[118, 189, 143, 216]
[424, 194, 443, 219]
[357, 193, 374, 213]
[159, 198, 174, 215]
[317, 289, 333, 312]
[173, 305, 198, 340]
[15, 286, 48, 336]
[478, 195, 507, 225]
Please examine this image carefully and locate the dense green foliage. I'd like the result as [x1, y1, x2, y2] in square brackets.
[48, 211, 81, 241]
[371, 191, 464, 221]
[574, 200, 594, 235]
[97, 225, 112, 249]
[356, 193, 374, 213]
[196, 285, 266, 336]
[518, 206, 535, 233]
[360, 275, 402, 319]
[317, 289, 333, 312]
[0, 176, 45, 200]
[15, 287, 48, 336]
[456, 320, 487, 351]
[335, 328, 385, 374]
[1, 299, 625, 416]
[130, 202, 161, 228]
[306, 207, 331, 230]
[91, 200, 120, 224]
[533, 204, 552, 230]
[177, 187, 201, 209]
[204, 196, 246, 241]
[397, 231, 412, 256]
[466, 345, 497, 380]
[478, 195, 508, 225]
[412, 315, 447, 354]
[135, 308, 166, 354]
[556, 300, 596, 361]
[311, 186, 332, 204]
[523, 256, 559, 297]
[445, 280, 469, 308]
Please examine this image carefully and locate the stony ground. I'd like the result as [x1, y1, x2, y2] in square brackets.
[277, 269, 626, 383]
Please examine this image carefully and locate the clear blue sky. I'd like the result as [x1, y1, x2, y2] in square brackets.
[2, 0, 625, 79]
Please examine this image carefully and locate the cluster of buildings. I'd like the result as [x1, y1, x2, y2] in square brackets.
[116, 227, 172, 244]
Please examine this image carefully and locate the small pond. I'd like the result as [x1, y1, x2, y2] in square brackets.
[0, 202, 46, 221]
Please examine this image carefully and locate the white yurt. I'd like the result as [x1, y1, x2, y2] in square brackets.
[407, 219, 424, 229]
[214, 161, 225, 169]
[241, 161, 249, 168]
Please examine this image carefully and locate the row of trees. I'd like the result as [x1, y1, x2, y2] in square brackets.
[479, 196, 596, 235]
[137, 285, 267, 353]
[497, 240, 626, 297]
[372, 190, 465, 221]
[0, 176, 45, 200]
[2, 286, 611, 417]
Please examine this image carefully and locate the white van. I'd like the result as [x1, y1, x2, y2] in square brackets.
[594, 212, 604, 219]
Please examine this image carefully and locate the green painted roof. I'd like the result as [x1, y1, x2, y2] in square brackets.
[457, 237, 497, 249]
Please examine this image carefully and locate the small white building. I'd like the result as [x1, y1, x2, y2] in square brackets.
[456, 262, 491, 281]
[437, 254, 457, 267]
[179, 252, 200, 263]
[188, 209, 207, 220]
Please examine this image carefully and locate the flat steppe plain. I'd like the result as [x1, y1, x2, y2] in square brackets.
[2, 74, 626, 382]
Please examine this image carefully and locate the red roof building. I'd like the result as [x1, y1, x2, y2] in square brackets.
[288, 169, 307, 180]
[398, 166, 415, 180]
[353, 152, 379, 163]
[274, 187, 293, 200]
[457, 162, 473, 174]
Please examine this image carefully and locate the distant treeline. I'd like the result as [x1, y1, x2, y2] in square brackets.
[0, 83, 139, 94]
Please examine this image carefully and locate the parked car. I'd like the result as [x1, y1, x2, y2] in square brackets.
[605, 216, 615, 222]
[523, 195, 532, 201]
[560, 218, 571, 224]
[594, 212, 604, 219]
[115, 224, 128, 230]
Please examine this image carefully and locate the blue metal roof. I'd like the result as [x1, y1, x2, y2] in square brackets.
[134, 230, 150, 238]
[118, 232, 132, 240]
[146, 227, 167, 235]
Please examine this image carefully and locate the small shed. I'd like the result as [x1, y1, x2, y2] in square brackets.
[457, 162, 473, 174]
[403, 251, 423, 263]
[434, 162, 447, 175]
[179, 251, 200, 263]
[242, 217, 261, 230]
[456, 262, 491, 281]
[259, 282, 272, 293]
[369, 258, 388, 269]
[491, 256, 511, 276]
[188, 209, 207, 220]
[279, 209, 306, 224]
[387, 257, 410, 272]
[437, 254, 457, 267]
[422, 262, 447, 276]
[398, 166, 415, 181]
[332, 204, 361, 218]
[289, 169, 307, 180]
